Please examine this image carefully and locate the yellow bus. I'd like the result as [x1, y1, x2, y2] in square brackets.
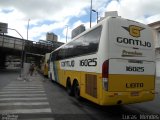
[48, 16, 156, 105]
[41, 53, 50, 76]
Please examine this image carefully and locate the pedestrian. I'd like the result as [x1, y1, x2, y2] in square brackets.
[34, 65, 38, 76]
[29, 63, 35, 76]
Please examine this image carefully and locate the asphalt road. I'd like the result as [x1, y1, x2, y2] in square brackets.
[0, 69, 160, 120]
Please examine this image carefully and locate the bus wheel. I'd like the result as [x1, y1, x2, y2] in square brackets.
[66, 79, 73, 96]
[74, 81, 81, 100]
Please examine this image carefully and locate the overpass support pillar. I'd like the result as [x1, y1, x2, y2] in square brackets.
[0, 52, 6, 69]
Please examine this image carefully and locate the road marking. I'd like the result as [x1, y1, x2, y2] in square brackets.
[23, 118, 54, 120]
[9, 81, 43, 83]
[7, 85, 43, 87]
[8, 83, 43, 84]
[0, 108, 52, 114]
[1, 89, 44, 91]
[0, 75, 53, 116]
[8, 84, 43, 86]
[5, 86, 44, 88]
[0, 97, 47, 101]
[10, 81, 43, 82]
[5, 86, 44, 87]
[10, 81, 43, 83]
[0, 91, 45, 94]
[0, 102, 49, 106]
[3, 87, 43, 89]
[0, 94, 46, 97]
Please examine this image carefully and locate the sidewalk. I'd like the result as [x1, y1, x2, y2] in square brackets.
[17, 70, 44, 82]
[17, 63, 43, 82]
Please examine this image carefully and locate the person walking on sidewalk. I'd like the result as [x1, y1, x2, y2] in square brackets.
[29, 63, 35, 76]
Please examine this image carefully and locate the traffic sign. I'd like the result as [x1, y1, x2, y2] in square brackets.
[0, 22, 8, 33]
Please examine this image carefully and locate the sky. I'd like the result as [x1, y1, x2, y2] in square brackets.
[0, 0, 160, 43]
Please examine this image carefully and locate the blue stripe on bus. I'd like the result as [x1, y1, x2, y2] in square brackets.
[53, 61, 58, 82]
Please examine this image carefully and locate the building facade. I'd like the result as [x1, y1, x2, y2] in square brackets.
[148, 21, 160, 48]
[148, 21, 160, 76]
[46, 32, 58, 42]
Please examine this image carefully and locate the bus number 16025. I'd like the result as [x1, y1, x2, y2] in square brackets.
[80, 58, 97, 67]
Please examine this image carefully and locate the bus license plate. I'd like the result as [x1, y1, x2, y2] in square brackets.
[131, 91, 139, 96]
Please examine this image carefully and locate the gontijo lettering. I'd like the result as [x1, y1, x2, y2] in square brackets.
[61, 60, 75, 67]
[117, 37, 151, 48]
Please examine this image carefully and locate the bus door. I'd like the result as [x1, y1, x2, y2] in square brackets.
[51, 52, 58, 82]
[53, 62, 58, 82]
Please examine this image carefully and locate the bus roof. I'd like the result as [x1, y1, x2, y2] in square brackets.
[51, 17, 108, 53]
[51, 16, 148, 54]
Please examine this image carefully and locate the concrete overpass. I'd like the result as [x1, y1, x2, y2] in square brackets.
[0, 34, 63, 69]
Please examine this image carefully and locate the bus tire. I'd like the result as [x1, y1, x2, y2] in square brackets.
[66, 79, 73, 96]
[73, 80, 81, 100]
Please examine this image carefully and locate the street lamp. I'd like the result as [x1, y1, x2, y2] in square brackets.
[92, 9, 98, 24]
[65, 25, 68, 43]
[8, 28, 25, 78]
[0, 25, 25, 79]
[2, 27, 24, 78]
[90, 0, 92, 28]
[27, 19, 30, 40]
